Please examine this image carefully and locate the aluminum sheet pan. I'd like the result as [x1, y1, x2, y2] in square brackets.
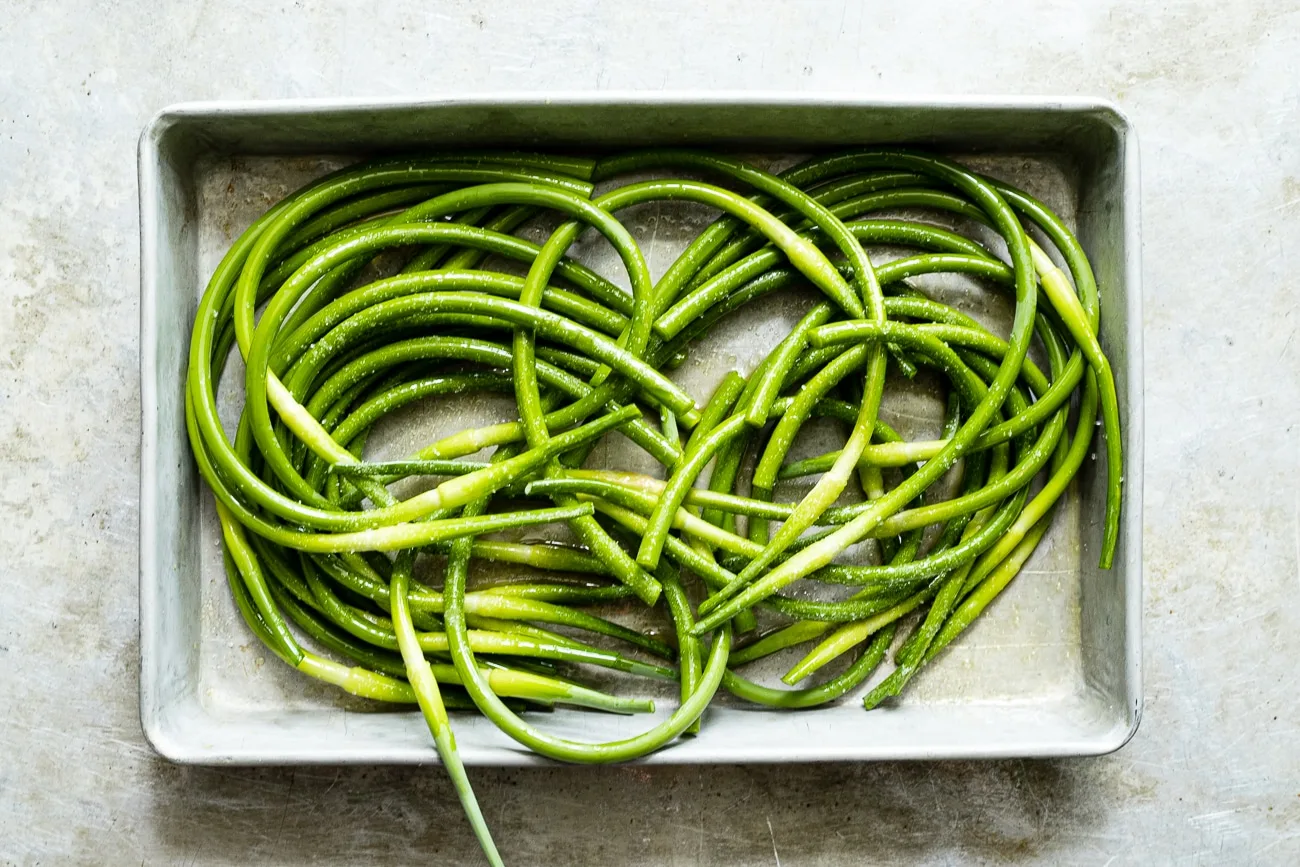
[139, 94, 1142, 764]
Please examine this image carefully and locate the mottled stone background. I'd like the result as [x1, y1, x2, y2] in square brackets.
[2, 2, 1298, 864]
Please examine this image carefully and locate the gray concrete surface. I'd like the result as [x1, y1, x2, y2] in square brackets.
[2, 1, 1298, 864]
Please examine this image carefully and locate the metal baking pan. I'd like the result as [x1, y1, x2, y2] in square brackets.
[139, 94, 1142, 765]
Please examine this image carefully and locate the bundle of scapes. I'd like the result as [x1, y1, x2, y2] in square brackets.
[186, 148, 1122, 864]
